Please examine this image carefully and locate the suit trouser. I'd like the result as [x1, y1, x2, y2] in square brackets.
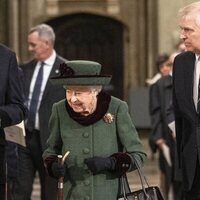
[184, 161, 200, 200]
[14, 130, 46, 200]
[0, 184, 5, 199]
[172, 180, 183, 200]
[0, 144, 6, 199]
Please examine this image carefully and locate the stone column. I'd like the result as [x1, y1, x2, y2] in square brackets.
[18, 0, 30, 62]
[146, 0, 158, 79]
[0, 0, 8, 44]
[7, 0, 19, 54]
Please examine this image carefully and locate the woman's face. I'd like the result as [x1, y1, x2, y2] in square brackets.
[159, 61, 172, 76]
[65, 86, 99, 116]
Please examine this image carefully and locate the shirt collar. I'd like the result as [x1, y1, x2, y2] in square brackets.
[195, 54, 200, 61]
[43, 50, 56, 66]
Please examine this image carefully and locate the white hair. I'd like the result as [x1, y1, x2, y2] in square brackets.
[29, 24, 55, 46]
[178, 1, 200, 28]
[64, 85, 103, 92]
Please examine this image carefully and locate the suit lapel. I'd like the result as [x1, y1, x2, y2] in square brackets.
[41, 56, 63, 101]
[184, 53, 196, 113]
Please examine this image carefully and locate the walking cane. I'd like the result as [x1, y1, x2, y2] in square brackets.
[5, 162, 7, 200]
[57, 151, 70, 200]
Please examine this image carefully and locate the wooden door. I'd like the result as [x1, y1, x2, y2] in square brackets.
[47, 13, 124, 98]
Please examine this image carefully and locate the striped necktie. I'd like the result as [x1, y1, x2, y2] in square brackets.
[26, 62, 44, 131]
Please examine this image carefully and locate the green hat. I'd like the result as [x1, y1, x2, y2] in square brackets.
[51, 60, 112, 86]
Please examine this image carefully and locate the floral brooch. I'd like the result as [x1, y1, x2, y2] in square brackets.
[103, 113, 114, 124]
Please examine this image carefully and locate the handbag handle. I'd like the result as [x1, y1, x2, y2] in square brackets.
[121, 175, 129, 200]
[132, 156, 149, 188]
[119, 156, 150, 199]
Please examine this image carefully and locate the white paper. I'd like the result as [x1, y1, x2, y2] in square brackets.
[162, 143, 172, 167]
[4, 121, 26, 147]
[168, 121, 176, 134]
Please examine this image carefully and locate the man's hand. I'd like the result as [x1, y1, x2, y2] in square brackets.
[156, 139, 166, 150]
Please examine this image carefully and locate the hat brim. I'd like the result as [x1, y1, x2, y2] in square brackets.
[50, 75, 112, 86]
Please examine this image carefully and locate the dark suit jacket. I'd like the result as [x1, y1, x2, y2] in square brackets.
[173, 51, 199, 191]
[21, 55, 66, 151]
[149, 75, 174, 152]
[149, 75, 175, 185]
[0, 43, 26, 184]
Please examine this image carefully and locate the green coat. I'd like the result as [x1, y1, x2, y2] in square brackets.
[43, 96, 146, 200]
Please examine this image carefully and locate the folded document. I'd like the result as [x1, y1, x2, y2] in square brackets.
[4, 121, 26, 147]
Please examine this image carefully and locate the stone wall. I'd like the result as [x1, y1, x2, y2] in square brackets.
[0, 0, 198, 91]
[17, 0, 153, 93]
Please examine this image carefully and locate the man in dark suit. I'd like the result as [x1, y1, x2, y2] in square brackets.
[173, 2, 200, 199]
[15, 24, 66, 200]
[0, 43, 26, 199]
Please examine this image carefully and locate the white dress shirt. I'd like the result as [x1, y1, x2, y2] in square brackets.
[193, 54, 200, 111]
[28, 50, 56, 130]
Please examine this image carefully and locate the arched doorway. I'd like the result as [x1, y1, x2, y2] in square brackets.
[47, 13, 124, 98]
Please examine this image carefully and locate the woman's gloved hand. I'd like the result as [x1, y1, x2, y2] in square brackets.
[51, 162, 66, 178]
[111, 152, 132, 176]
[84, 156, 116, 175]
[84, 153, 132, 176]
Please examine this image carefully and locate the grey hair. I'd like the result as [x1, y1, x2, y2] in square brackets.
[178, 2, 200, 28]
[91, 85, 103, 93]
[29, 24, 55, 46]
[64, 85, 103, 91]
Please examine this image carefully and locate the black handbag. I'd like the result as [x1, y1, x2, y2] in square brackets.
[117, 156, 164, 200]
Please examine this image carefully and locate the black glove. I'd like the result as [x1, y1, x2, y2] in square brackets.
[84, 156, 116, 175]
[112, 152, 131, 176]
[51, 162, 66, 178]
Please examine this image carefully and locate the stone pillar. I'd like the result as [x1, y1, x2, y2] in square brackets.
[146, 0, 158, 79]
[127, 0, 158, 86]
[0, 0, 8, 44]
[137, 0, 148, 86]
[7, 0, 19, 54]
[18, 0, 30, 62]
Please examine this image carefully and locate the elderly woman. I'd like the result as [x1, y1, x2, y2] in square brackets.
[43, 60, 146, 200]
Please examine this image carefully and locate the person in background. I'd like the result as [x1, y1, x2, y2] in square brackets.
[146, 53, 171, 86]
[0, 43, 26, 199]
[148, 53, 172, 199]
[15, 24, 66, 200]
[43, 60, 147, 200]
[173, 1, 200, 199]
[150, 51, 184, 200]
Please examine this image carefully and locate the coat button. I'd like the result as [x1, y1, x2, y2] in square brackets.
[83, 148, 90, 154]
[84, 179, 90, 185]
[83, 132, 89, 138]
